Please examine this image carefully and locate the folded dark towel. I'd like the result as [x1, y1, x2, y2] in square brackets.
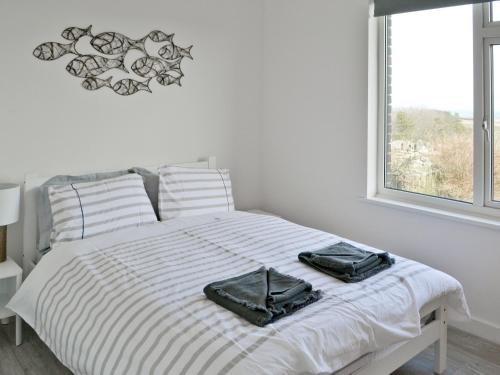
[298, 242, 395, 283]
[203, 267, 322, 327]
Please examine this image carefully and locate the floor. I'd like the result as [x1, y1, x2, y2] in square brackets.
[0, 322, 499, 375]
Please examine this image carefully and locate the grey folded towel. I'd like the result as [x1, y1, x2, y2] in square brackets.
[298, 242, 395, 283]
[203, 267, 322, 327]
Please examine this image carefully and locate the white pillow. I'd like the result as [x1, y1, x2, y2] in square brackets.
[159, 166, 234, 220]
[48, 174, 157, 245]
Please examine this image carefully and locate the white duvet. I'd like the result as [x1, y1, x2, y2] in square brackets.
[8, 211, 470, 375]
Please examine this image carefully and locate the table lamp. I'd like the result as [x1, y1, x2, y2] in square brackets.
[0, 183, 20, 263]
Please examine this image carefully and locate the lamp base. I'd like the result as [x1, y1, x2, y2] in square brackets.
[0, 225, 6, 263]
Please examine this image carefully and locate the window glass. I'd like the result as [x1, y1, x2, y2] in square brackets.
[491, 1, 500, 22]
[385, 5, 474, 202]
[493, 46, 500, 201]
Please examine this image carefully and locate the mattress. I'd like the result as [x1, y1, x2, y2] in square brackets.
[8, 211, 470, 375]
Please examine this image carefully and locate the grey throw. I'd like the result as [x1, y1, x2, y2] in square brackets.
[204, 267, 322, 327]
[298, 242, 395, 283]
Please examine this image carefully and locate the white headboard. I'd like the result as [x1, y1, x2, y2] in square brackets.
[22, 156, 216, 276]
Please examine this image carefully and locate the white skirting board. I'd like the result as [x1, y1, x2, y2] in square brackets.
[452, 317, 500, 346]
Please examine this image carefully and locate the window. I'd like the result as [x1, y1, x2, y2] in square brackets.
[385, 5, 473, 202]
[491, 1, 500, 21]
[376, 3, 500, 217]
[494, 46, 500, 200]
[486, 40, 500, 204]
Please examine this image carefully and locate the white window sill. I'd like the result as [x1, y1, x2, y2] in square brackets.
[363, 195, 500, 231]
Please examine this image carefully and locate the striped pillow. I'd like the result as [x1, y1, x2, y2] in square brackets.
[48, 174, 157, 245]
[159, 166, 234, 220]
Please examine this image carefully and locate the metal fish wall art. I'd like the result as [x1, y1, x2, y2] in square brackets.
[156, 74, 182, 87]
[62, 25, 93, 41]
[82, 76, 113, 90]
[33, 41, 78, 61]
[113, 78, 153, 96]
[131, 56, 182, 78]
[148, 30, 175, 43]
[158, 44, 193, 61]
[91, 32, 147, 55]
[66, 55, 128, 78]
[33, 26, 193, 96]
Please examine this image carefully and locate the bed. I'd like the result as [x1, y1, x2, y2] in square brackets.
[8, 157, 470, 375]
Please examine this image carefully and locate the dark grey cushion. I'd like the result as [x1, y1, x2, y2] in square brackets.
[129, 167, 159, 219]
[37, 170, 129, 253]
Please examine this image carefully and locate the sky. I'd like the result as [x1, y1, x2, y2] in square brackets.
[494, 1, 500, 21]
[391, 5, 474, 116]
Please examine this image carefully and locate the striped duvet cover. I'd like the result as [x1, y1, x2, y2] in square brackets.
[8, 211, 470, 375]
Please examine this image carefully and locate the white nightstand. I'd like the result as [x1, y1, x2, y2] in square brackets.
[0, 257, 22, 346]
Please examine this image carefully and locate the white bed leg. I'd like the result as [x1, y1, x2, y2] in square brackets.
[434, 305, 447, 374]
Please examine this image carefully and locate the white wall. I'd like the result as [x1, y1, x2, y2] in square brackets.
[261, 0, 500, 343]
[0, 0, 264, 264]
[2, 0, 499, 345]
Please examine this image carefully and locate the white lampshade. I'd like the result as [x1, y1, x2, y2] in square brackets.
[0, 183, 20, 226]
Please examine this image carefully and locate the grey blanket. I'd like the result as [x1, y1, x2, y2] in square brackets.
[298, 242, 395, 283]
[204, 267, 322, 327]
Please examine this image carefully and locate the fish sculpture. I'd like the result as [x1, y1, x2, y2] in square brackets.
[81, 76, 113, 91]
[112, 78, 152, 96]
[91, 32, 146, 55]
[165, 62, 183, 76]
[33, 27, 193, 96]
[66, 55, 128, 78]
[131, 56, 182, 78]
[156, 74, 182, 87]
[158, 44, 193, 60]
[62, 25, 93, 41]
[33, 41, 77, 61]
[148, 30, 174, 43]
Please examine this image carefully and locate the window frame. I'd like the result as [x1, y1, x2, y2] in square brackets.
[483, 2, 500, 209]
[374, 3, 500, 219]
[484, 37, 498, 208]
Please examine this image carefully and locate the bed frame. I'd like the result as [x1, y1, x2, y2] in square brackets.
[20, 154, 448, 375]
[22, 156, 216, 276]
[342, 297, 448, 375]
